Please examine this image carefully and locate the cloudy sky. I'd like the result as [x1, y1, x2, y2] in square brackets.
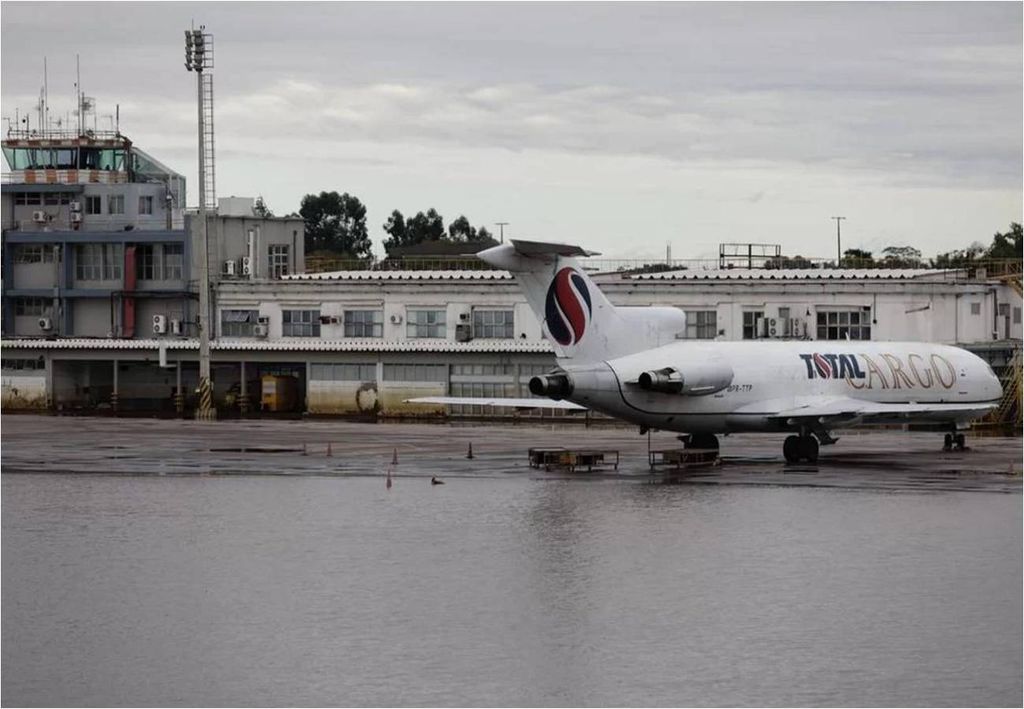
[2, 2, 1021, 260]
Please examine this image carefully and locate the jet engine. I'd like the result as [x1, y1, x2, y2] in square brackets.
[636, 363, 733, 396]
[529, 372, 574, 400]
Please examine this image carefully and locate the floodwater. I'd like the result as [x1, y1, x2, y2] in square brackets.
[3, 471, 1021, 707]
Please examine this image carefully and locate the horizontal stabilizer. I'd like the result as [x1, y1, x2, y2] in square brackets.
[405, 396, 587, 410]
[509, 239, 600, 258]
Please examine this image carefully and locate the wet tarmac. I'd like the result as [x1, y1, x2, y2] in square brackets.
[2, 415, 1020, 493]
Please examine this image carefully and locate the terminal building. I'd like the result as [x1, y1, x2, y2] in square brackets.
[2, 130, 1021, 424]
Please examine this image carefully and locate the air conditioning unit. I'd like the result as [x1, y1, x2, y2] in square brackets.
[223, 259, 237, 277]
[767, 318, 778, 338]
[253, 323, 269, 337]
[69, 201, 82, 212]
[455, 323, 472, 342]
[37, 317, 53, 332]
[170, 318, 183, 336]
[390, 313, 403, 324]
[241, 256, 252, 276]
[32, 210, 47, 223]
[152, 314, 168, 335]
[70, 213, 83, 223]
[790, 318, 804, 338]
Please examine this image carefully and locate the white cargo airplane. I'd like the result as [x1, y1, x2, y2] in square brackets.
[412, 240, 1003, 463]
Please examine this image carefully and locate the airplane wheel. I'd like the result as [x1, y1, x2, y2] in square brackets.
[783, 435, 801, 463]
[800, 435, 820, 463]
[688, 433, 719, 451]
[943, 433, 953, 451]
[955, 433, 966, 451]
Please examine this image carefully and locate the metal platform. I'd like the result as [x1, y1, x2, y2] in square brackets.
[528, 447, 620, 473]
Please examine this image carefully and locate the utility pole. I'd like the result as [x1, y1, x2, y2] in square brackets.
[831, 216, 846, 266]
[186, 26, 216, 420]
[495, 222, 509, 244]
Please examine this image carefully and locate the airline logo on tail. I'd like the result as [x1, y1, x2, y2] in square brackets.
[545, 267, 592, 346]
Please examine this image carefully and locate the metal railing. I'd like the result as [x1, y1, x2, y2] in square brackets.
[302, 253, 1023, 277]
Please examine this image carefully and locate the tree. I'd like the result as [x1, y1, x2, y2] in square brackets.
[933, 241, 986, 269]
[880, 245, 922, 268]
[840, 248, 874, 268]
[405, 209, 446, 244]
[986, 222, 1022, 260]
[475, 226, 494, 242]
[448, 215, 476, 242]
[253, 195, 274, 218]
[382, 210, 408, 249]
[299, 191, 372, 259]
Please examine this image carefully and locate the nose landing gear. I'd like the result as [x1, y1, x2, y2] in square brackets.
[783, 434, 819, 464]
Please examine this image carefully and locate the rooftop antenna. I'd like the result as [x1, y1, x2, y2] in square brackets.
[76, 54, 81, 134]
[43, 57, 49, 134]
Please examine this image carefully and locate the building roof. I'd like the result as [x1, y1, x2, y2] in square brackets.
[628, 268, 955, 281]
[283, 270, 514, 281]
[1, 338, 553, 354]
[281, 267, 960, 283]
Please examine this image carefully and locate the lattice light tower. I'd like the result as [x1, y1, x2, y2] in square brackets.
[185, 26, 216, 420]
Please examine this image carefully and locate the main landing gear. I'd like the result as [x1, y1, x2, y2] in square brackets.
[684, 432, 720, 452]
[943, 432, 967, 451]
[783, 434, 819, 464]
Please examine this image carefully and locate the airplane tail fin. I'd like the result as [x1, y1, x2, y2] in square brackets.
[478, 240, 684, 363]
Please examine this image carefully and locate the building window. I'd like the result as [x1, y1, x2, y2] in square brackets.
[451, 363, 515, 377]
[343, 310, 383, 338]
[383, 364, 447, 382]
[137, 245, 157, 280]
[107, 194, 125, 215]
[685, 310, 717, 339]
[135, 244, 182, 280]
[75, 243, 122, 280]
[14, 297, 49, 316]
[282, 309, 320, 337]
[472, 309, 514, 338]
[269, 245, 290, 279]
[1014, 307, 1021, 325]
[13, 244, 56, 264]
[816, 309, 872, 340]
[407, 309, 446, 338]
[221, 309, 260, 337]
[163, 244, 184, 280]
[310, 363, 377, 381]
[742, 311, 764, 340]
[969, 302, 981, 316]
[85, 195, 102, 215]
[14, 193, 43, 206]
[1, 358, 45, 372]
[139, 195, 154, 215]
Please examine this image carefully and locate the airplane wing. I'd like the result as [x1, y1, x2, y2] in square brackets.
[762, 396, 997, 424]
[405, 396, 587, 410]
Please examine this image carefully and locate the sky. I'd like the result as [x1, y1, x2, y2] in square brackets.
[2, 1, 1021, 261]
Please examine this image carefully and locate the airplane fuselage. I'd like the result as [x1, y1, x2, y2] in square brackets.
[560, 340, 1002, 434]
